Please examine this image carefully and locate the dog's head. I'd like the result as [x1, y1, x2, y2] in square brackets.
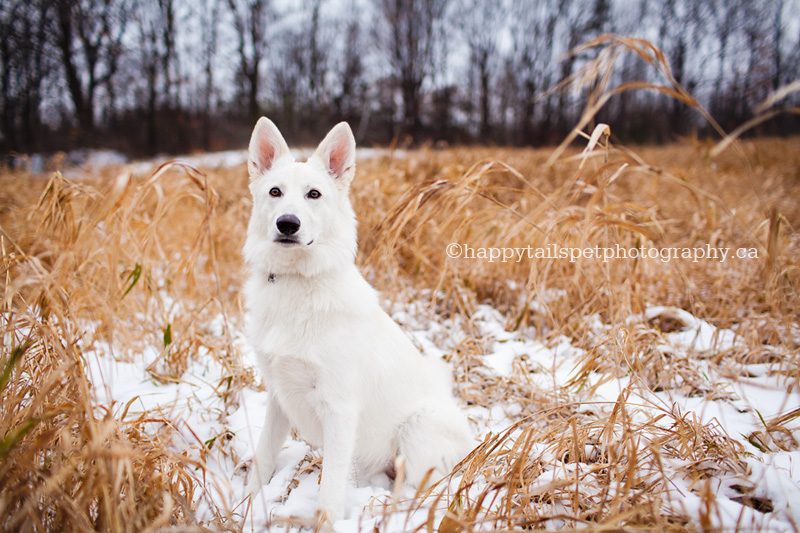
[243, 118, 359, 278]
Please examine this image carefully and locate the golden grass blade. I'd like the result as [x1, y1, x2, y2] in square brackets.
[710, 108, 800, 157]
[578, 124, 611, 170]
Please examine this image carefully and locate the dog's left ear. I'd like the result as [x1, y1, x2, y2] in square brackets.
[313, 122, 356, 189]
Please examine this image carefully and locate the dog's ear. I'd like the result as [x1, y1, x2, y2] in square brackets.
[248, 117, 292, 178]
[313, 122, 356, 189]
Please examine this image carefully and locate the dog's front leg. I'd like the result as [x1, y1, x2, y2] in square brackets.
[317, 403, 357, 521]
[246, 393, 289, 495]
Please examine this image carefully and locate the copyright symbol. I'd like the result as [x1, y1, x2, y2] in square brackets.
[446, 243, 462, 259]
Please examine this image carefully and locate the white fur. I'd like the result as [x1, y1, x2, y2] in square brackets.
[242, 118, 473, 521]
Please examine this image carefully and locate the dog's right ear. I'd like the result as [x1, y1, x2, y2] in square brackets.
[248, 117, 292, 178]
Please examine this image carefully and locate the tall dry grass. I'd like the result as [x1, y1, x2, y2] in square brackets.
[1, 163, 253, 531]
[2, 36, 799, 531]
[352, 39, 799, 531]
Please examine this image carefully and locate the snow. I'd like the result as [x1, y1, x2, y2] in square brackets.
[643, 305, 740, 353]
[82, 298, 800, 531]
[14, 147, 405, 177]
[129, 147, 404, 175]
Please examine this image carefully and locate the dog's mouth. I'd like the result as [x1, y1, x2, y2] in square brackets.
[274, 237, 314, 246]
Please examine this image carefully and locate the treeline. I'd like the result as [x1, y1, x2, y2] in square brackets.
[2, 0, 798, 156]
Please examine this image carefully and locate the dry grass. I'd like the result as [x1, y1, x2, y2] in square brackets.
[2, 133, 798, 531]
[1, 163, 251, 531]
[355, 134, 799, 530]
[2, 37, 800, 532]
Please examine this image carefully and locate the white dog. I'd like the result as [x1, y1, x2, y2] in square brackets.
[242, 118, 473, 521]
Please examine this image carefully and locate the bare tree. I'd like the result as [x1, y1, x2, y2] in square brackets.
[262, 1, 329, 137]
[740, 1, 778, 118]
[134, 0, 171, 151]
[332, 2, 367, 130]
[503, 0, 568, 143]
[157, 0, 179, 109]
[0, 0, 54, 151]
[657, 0, 690, 136]
[3, 0, 799, 153]
[295, 0, 332, 133]
[306, 0, 327, 107]
[457, 0, 505, 140]
[53, 0, 130, 134]
[227, 0, 270, 120]
[710, 0, 739, 119]
[200, 0, 221, 149]
[375, 0, 449, 138]
[272, 26, 304, 133]
[772, 0, 784, 92]
[554, 0, 583, 133]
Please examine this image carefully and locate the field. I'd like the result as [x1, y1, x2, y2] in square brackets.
[1, 133, 799, 532]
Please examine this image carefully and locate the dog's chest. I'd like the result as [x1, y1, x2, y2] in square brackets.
[248, 274, 348, 336]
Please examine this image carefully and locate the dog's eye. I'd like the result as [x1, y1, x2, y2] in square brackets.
[307, 189, 321, 199]
[269, 187, 282, 197]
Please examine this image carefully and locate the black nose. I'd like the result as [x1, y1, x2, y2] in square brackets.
[276, 214, 301, 236]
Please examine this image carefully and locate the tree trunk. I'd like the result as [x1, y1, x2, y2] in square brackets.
[56, 1, 93, 132]
[479, 51, 490, 140]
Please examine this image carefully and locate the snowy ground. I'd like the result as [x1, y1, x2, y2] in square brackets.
[8, 147, 405, 177]
[83, 290, 800, 532]
[67, 145, 800, 531]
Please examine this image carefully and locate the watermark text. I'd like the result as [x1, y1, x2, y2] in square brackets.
[445, 243, 758, 263]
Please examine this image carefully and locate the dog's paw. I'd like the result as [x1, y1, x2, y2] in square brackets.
[317, 489, 345, 522]
[244, 474, 263, 497]
[244, 459, 276, 496]
[317, 507, 344, 524]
